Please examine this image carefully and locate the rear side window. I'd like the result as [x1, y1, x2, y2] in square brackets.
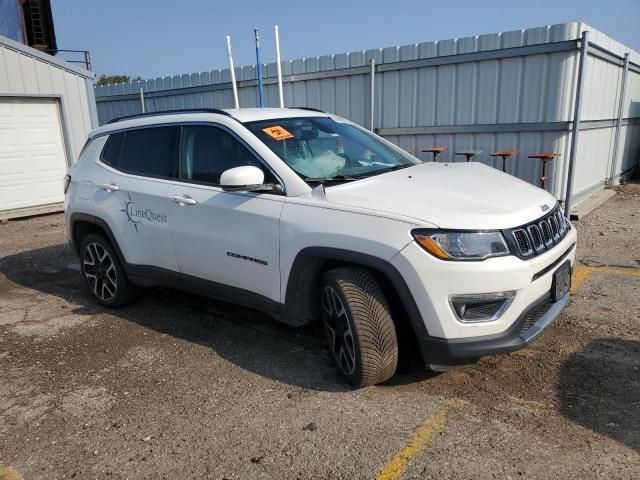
[119, 127, 179, 177]
[100, 132, 124, 166]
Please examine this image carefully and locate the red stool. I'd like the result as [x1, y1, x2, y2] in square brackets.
[490, 149, 519, 172]
[528, 153, 560, 189]
[422, 146, 448, 162]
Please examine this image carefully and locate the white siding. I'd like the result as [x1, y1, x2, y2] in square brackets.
[0, 35, 96, 164]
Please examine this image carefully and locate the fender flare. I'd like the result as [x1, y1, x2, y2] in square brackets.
[69, 212, 128, 267]
[283, 247, 431, 361]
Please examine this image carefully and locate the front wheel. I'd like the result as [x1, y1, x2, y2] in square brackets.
[320, 267, 398, 387]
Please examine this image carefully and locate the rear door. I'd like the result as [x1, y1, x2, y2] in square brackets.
[167, 124, 284, 302]
[95, 126, 179, 272]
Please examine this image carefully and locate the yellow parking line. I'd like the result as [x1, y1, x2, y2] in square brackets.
[0, 465, 24, 480]
[376, 264, 637, 480]
[376, 401, 462, 480]
[599, 266, 640, 277]
[571, 265, 640, 295]
[571, 266, 596, 295]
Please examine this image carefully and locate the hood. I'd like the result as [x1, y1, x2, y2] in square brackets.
[324, 162, 557, 230]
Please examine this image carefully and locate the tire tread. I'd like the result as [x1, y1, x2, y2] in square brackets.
[323, 267, 398, 387]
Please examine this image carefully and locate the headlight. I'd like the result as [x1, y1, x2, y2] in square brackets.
[412, 229, 510, 261]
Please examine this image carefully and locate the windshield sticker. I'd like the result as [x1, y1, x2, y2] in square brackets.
[120, 192, 167, 233]
[262, 126, 294, 141]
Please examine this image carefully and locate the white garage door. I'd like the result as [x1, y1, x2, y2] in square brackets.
[0, 98, 68, 213]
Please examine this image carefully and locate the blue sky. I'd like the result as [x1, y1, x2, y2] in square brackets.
[51, 0, 640, 79]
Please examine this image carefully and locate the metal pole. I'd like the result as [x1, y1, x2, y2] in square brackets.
[274, 25, 284, 108]
[226, 35, 240, 109]
[369, 59, 375, 132]
[564, 30, 589, 219]
[609, 52, 630, 184]
[139, 87, 145, 114]
[255, 28, 264, 108]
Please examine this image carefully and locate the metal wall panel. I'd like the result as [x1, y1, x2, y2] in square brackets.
[94, 22, 640, 204]
[573, 127, 616, 197]
[0, 35, 96, 163]
[623, 71, 640, 118]
[582, 55, 622, 120]
[617, 124, 640, 175]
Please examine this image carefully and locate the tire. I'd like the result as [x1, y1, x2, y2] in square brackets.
[79, 233, 137, 308]
[320, 267, 399, 387]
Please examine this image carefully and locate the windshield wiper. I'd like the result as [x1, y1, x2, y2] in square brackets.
[381, 164, 415, 172]
[355, 163, 416, 178]
[304, 175, 361, 184]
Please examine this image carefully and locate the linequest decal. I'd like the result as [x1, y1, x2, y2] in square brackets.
[120, 192, 168, 233]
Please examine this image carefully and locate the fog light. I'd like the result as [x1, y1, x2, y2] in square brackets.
[449, 291, 516, 323]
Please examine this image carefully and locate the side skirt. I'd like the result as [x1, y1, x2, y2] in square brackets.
[125, 263, 285, 322]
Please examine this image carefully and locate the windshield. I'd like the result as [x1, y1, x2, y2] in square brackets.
[245, 117, 419, 182]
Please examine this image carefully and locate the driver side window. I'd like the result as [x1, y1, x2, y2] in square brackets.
[180, 126, 270, 185]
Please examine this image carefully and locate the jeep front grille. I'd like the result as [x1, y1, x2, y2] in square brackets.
[507, 207, 570, 259]
[513, 230, 533, 256]
[527, 225, 543, 252]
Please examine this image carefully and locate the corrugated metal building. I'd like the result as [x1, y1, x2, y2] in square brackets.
[0, 34, 97, 219]
[94, 22, 640, 210]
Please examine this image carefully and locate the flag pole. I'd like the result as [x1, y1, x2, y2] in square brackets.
[226, 35, 240, 108]
[254, 28, 265, 107]
[274, 25, 284, 108]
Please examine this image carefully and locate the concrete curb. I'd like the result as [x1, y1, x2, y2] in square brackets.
[570, 188, 617, 220]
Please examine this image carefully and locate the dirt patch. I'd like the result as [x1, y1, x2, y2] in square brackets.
[0, 189, 639, 479]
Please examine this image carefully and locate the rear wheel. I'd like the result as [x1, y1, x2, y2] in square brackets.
[321, 267, 398, 387]
[80, 233, 137, 308]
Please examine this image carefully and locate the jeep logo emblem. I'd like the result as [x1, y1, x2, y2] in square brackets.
[540, 204, 550, 212]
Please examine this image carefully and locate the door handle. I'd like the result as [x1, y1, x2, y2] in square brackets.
[171, 195, 197, 206]
[99, 183, 120, 192]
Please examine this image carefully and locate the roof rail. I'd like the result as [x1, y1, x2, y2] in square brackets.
[107, 108, 232, 124]
[289, 106, 325, 113]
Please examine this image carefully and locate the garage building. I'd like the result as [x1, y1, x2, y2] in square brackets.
[0, 34, 97, 220]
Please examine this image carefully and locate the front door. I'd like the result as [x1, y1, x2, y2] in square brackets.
[167, 125, 284, 302]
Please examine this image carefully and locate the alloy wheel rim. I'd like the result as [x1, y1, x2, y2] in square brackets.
[321, 286, 356, 376]
[83, 242, 117, 302]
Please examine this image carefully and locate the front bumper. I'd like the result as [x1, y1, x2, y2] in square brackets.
[390, 225, 576, 367]
[422, 290, 569, 368]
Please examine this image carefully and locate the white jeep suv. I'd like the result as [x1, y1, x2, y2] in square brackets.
[64, 108, 576, 387]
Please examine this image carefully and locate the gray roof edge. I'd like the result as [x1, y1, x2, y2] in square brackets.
[0, 34, 95, 79]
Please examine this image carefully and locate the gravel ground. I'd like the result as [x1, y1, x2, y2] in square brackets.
[0, 185, 639, 479]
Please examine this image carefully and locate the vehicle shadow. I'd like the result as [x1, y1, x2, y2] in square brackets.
[0, 244, 427, 391]
[557, 339, 639, 451]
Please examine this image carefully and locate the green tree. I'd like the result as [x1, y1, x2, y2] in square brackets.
[96, 74, 141, 86]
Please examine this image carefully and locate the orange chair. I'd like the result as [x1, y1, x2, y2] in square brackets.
[490, 149, 519, 173]
[422, 146, 448, 162]
[528, 153, 560, 189]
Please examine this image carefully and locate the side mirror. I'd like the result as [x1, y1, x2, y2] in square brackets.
[220, 166, 271, 192]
